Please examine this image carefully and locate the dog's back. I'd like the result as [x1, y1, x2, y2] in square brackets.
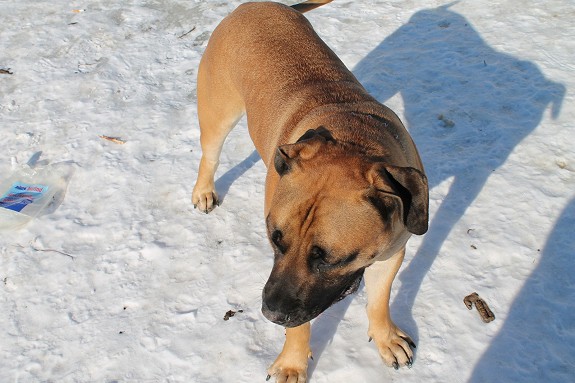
[200, 2, 379, 161]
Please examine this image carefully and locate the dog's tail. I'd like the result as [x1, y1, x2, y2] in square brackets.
[291, 0, 333, 13]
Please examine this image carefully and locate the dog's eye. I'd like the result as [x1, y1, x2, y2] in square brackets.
[309, 246, 331, 272]
[271, 230, 286, 253]
[309, 247, 358, 273]
[271, 230, 282, 245]
[310, 246, 325, 259]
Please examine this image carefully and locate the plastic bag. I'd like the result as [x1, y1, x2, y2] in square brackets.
[0, 163, 72, 230]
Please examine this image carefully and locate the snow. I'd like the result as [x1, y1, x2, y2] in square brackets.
[1, 0, 573, 382]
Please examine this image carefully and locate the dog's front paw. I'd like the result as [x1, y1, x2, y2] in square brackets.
[266, 349, 311, 383]
[368, 322, 416, 369]
[191, 184, 219, 214]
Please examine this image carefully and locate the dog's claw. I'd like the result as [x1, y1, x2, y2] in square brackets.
[266, 375, 271, 381]
[393, 361, 399, 370]
[401, 335, 416, 349]
[406, 356, 413, 368]
[368, 337, 372, 342]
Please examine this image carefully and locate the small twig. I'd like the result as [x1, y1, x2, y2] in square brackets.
[30, 238, 75, 259]
[178, 26, 196, 39]
[0, 68, 13, 75]
[99, 135, 126, 144]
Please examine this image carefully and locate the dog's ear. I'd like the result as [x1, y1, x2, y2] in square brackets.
[274, 127, 335, 176]
[295, 126, 334, 143]
[368, 164, 429, 235]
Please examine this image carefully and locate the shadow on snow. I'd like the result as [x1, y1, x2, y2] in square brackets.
[469, 197, 575, 382]
[309, 3, 565, 376]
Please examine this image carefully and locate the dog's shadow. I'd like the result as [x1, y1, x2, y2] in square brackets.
[214, 149, 261, 204]
[308, 3, 564, 376]
[468, 197, 575, 382]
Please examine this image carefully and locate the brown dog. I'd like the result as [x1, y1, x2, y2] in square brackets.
[191, 1, 429, 381]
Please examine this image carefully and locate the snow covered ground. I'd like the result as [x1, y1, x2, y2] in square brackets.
[1, 0, 573, 382]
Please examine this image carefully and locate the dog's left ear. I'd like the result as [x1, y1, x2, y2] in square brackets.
[368, 164, 429, 235]
[274, 127, 335, 176]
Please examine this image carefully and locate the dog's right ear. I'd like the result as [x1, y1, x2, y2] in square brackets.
[274, 127, 334, 176]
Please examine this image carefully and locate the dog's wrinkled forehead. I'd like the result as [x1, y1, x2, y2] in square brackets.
[267, 180, 392, 257]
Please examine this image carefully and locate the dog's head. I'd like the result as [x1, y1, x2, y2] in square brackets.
[262, 127, 428, 327]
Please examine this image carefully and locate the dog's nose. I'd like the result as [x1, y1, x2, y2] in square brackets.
[262, 271, 310, 326]
[261, 300, 291, 325]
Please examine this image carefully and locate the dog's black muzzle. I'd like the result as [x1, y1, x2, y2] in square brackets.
[261, 269, 364, 327]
